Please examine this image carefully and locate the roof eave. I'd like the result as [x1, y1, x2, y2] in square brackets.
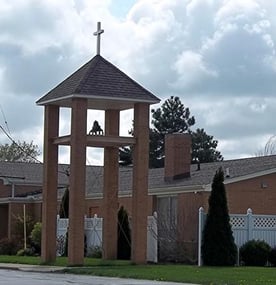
[36, 93, 160, 110]
[204, 167, 276, 191]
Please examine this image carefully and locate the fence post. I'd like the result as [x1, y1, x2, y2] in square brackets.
[153, 211, 158, 263]
[198, 207, 204, 266]
[247, 208, 253, 241]
[56, 215, 60, 230]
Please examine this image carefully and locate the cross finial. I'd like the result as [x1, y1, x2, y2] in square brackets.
[93, 22, 104, 55]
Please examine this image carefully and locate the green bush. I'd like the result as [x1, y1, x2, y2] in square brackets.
[240, 240, 271, 266]
[13, 213, 35, 246]
[0, 238, 21, 255]
[268, 247, 276, 266]
[87, 246, 102, 258]
[30, 222, 42, 254]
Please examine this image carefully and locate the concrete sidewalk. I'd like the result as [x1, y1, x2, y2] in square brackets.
[0, 263, 200, 285]
[0, 263, 65, 272]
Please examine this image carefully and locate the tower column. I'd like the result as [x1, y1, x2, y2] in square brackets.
[103, 109, 119, 259]
[132, 103, 149, 264]
[41, 105, 59, 263]
[68, 98, 87, 266]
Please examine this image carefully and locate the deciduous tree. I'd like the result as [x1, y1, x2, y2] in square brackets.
[0, 141, 40, 162]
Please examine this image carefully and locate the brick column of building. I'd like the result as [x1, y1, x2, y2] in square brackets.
[103, 109, 119, 259]
[132, 103, 149, 264]
[68, 98, 87, 266]
[41, 105, 59, 263]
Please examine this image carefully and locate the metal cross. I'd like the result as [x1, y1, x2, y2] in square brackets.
[93, 22, 104, 55]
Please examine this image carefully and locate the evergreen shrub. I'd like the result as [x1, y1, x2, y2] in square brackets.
[201, 167, 237, 266]
[117, 206, 131, 260]
[268, 247, 276, 266]
[240, 240, 271, 266]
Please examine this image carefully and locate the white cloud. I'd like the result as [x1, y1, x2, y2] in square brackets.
[1, 0, 276, 164]
[172, 50, 218, 89]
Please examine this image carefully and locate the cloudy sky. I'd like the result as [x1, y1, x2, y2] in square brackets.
[1, 0, 276, 164]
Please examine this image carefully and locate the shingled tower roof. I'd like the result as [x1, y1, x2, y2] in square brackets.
[36, 55, 160, 110]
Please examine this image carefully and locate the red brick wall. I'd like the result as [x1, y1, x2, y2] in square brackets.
[85, 195, 155, 218]
[0, 205, 8, 239]
[226, 173, 276, 214]
[0, 181, 41, 198]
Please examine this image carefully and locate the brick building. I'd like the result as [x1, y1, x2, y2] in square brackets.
[1, 134, 276, 262]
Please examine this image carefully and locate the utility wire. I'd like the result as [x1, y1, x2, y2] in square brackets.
[0, 104, 11, 135]
[0, 124, 42, 164]
[0, 124, 69, 177]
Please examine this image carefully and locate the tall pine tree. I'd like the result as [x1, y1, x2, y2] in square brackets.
[192, 128, 223, 163]
[201, 167, 237, 265]
[150, 96, 195, 167]
[119, 96, 223, 167]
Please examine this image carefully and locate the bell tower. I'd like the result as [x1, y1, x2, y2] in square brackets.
[36, 22, 160, 265]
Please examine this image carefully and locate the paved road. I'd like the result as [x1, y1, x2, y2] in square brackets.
[0, 269, 199, 285]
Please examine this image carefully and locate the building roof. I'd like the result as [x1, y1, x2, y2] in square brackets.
[36, 55, 160, 110]
[1, 155, 276, 199]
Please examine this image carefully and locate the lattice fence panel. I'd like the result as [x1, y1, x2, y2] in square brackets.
[230, 216, 246, 228]
[254, 217, 276, 228]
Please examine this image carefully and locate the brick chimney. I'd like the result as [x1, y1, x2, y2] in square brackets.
[164, 133, 191, 182]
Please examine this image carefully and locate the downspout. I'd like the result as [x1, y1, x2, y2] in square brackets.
[11, 182, 15, 198]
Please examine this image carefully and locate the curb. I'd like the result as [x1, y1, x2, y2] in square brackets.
[0, 263, 66, 273]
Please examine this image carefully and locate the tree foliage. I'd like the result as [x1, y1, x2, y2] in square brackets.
[0, 140, 40, 162]
[151, 96, 195, 134]
[119, 96, 223, 167]
[59, 187, 69, 218]
[150, 96, 195, 168]
[30, 222, 42, 254]
[192, 128, 223, 163]
[201, 167, 237, 266]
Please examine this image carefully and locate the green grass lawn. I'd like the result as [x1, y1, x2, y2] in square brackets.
[0, 256, 276, 285]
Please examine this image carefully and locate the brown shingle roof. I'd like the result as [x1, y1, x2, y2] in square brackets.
[36, 55, 160, 110]
[1, 155, 276, 197]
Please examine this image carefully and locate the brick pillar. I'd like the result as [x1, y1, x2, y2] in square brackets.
[132, 103, 149, 264]
[41, 105, 59, 263]
[103, 110, 119, 259]
[68, 98, 87, 266]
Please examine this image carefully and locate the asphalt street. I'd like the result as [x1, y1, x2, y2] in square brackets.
[0, 269, 199, 285]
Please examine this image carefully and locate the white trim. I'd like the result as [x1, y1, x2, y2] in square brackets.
[149, 184, 205, 196]
[204, 168, 276, 191]
[36, 93, 160, 106]
[0, 197, 41, 203]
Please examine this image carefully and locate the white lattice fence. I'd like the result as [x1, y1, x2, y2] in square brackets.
[56, 213, 158, 262]
[198, 208, 276, 266]
[230, 209, 276, 247]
